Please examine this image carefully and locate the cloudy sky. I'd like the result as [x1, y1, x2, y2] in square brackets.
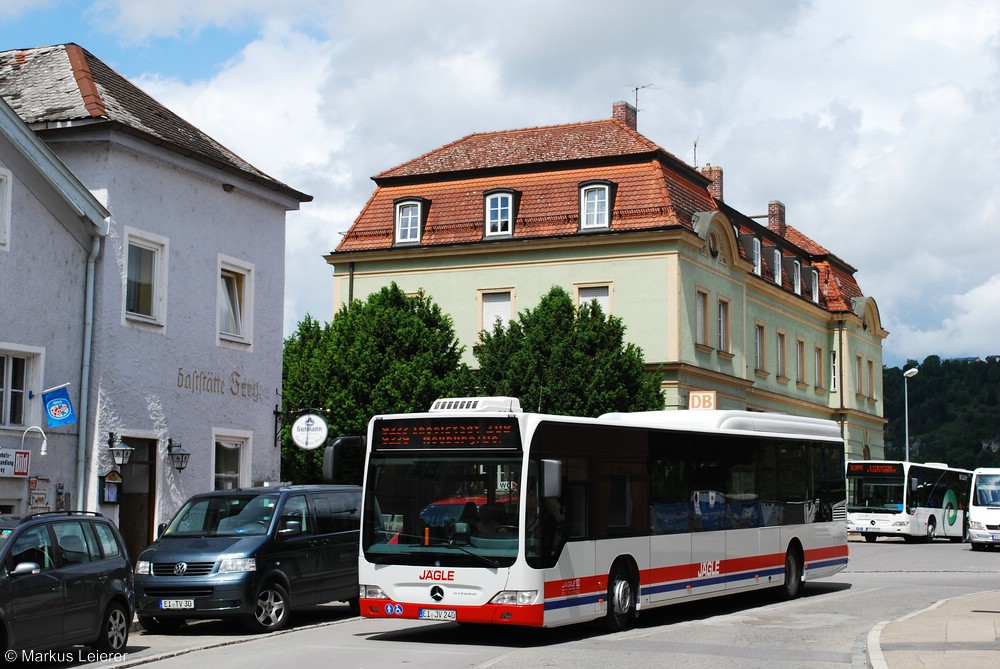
[3, 0, 999, 368]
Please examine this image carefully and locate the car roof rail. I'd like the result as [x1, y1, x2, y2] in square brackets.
[21, 510, 106, 523]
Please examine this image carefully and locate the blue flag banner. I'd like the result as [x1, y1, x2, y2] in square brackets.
[41, 384, 77, 428]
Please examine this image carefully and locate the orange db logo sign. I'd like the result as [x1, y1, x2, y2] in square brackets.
[689, 390, 716, 410]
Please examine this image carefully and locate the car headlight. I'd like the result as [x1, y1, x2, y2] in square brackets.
[135, 560, 151, 575]
[360, 584, 387, 599]
[969, 520, 986, 530]
[489, 590, 538, 606]
[218, 557, 256, 573]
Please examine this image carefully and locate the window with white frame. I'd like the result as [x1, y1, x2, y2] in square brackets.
[0, 168, 11, 251]
[580, 183, 609, 229]
[214, 438, 245, 490]
[0, 351, 29, 426]
[814, 346, 824, 389]
[793, 261, 802, 295]
[811, 268, 820, 303]
[776, 332, 786, 378]
[395, 200, 422, 244]
[772, 249, 782, 285]
[718, 299, 731, 353]
[125, 228, 168, 323]
[485, 192, 512, 237]
[830, 351, 838, 391]
[577, 284, 611, 315]
[752, 238, 762, 276]
[218, 255, 254, 344]
[754, 323, 765, 371]
[481, 290, 512, 331]
[695, 289, 709, 346]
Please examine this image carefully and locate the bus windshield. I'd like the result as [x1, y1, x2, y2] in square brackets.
[972, 473, 1000, 507]
[362, 452, 521, 568]
[846, 477, 904, 513]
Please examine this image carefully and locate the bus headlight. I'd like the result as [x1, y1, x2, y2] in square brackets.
[489, 590, 538, 606]
[218, 557, 256, 573]
[361, 584, 388, 599]
[969, 520, 986, 530]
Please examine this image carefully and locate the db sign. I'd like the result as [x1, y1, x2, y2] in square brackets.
[689, 390, 716, 410]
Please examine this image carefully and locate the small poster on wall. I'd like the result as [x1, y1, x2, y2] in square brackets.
[29, 476, 51, 513]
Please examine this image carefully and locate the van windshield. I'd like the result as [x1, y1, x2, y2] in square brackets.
[163, 493, 280, 537]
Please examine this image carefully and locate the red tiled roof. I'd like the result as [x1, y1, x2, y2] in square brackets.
[376, 119, 664, 180]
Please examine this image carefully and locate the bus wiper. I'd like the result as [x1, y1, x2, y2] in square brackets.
[389, 532, 499, 569]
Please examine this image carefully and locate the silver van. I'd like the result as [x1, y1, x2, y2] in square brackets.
[134, 484, 360, 633]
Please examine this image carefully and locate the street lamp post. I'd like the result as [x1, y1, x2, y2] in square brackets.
[903, 368, 919, 461]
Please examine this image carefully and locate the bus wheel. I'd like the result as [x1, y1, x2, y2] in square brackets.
[780, 546, 803, 600]
[925, 518, 937, 542]
[604, 562, 635, 632]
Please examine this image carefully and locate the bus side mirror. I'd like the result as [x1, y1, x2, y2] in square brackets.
[323, 435, 366, 483]
[542, 459, 562, 498]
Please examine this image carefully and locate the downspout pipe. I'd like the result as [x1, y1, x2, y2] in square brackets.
[77, 230, 105, 509]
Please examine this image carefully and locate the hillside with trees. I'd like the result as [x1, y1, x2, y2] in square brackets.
[883, 355, 1000, 468]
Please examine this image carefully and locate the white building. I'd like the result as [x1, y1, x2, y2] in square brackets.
[0, 44, 310, 558]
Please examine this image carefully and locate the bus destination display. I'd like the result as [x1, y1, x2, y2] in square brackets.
[373, 417, 521, 450]
[847, 462, 904, 477]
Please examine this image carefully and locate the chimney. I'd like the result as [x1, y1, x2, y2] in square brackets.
[700, 164, 723, 201]
[612, 101, 637, 130]
[768, 201, 786, 237]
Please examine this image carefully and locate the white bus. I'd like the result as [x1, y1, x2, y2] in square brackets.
[356, 397, 849, 630]
[968, 467, 1000, 550]
[846, 460, 971, 542]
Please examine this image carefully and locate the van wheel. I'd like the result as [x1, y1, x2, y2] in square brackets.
[245, 582, 290, 633]
[138, 616, 185, 634]
[93, 601, 130, 653]
[603, 562, 635, 632]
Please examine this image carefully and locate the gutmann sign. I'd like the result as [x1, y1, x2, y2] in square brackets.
[291, 414, 329, 450]
[0, 448, 30, 478]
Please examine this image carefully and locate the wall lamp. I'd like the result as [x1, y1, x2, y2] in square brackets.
[107, 432, 134, 467]
[21, 425, 48, 456]
[166, 438, 190, 473]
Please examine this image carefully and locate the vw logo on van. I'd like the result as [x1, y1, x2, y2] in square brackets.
[430, 585, 445, 602]
[173, 562, 188, 576]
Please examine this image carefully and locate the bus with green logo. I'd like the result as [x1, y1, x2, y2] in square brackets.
[846, 460, 971, 542]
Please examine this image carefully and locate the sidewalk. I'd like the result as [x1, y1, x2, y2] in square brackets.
[867, 589, 1000, 668]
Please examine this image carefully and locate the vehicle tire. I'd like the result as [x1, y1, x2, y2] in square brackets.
[971, 541, 984, 552]
[93, 601, 130, 653]
[244, 582, 290, 633]
[603, 561, 635, 632]
[925, 518, 937, 542]
[347, 596, 360, 616]
[864, 534, 877, 543]
[138, 615, 185, 633]
[780, 546, 804, 600]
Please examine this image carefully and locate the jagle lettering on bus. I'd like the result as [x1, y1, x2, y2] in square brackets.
[697, 560, 721, 578]
[419, 569, 456, 581]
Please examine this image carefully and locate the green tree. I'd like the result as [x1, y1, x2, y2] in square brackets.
[474, 286, 663, 416]
[281, 285, 474, 483]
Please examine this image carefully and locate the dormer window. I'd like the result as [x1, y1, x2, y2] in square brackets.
[772, 249, 782, 285]
[752, 237, 762, 276]
[579, 181, 615, 230]
[394, 198, 428, 245]
[793, 260, 802, 295]
[484, 190, 519, 237]
[811, 268, 820, 303]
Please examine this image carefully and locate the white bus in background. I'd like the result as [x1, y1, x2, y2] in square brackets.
[968, 467, 1000, 551]
[354, 397, 848, 631]
[846, 460, 971, 542]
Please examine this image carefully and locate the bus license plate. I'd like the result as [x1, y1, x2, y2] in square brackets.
[161, 599, 194, 609]
[419, 609, 456, 621]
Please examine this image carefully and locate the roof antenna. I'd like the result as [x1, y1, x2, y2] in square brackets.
[693, 136, 699, 167]
[633, 83, 653, 111]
